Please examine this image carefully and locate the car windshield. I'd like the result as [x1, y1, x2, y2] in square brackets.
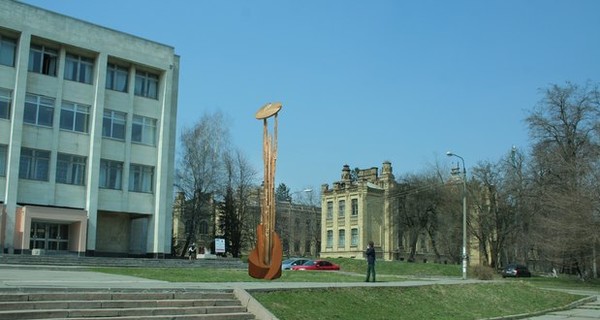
[302, 260, 316, 266]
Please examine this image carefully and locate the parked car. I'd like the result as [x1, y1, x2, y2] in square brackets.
[501, 264, 532, 278]
[281, 258, 311, 270]
[291, 259, 340, 271]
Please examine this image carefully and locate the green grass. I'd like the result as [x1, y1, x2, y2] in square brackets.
[90, 266, 370, 282]
[89, 259, 599, 320]
[252, 282, 581, 320]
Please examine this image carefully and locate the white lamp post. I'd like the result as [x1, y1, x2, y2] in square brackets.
[447, 151, 468, 280]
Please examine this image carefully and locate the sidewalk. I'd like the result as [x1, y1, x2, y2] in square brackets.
[0, 263, 479, 291]
[1, 264, 598, 319]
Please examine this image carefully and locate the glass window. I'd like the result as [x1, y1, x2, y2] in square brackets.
[56, 153, 86, 185]
[326, 230, 333, 248]
[24, 93, 54, 127]
[338, 200, 345, 218]
[326, 201, 333, 219]
[351, 228, 359, 247]
[0, 35, 17, 67]
[338, 229, 345, 247]
[106, 63, 128, 92]
[28, 44, 58, 76]
[102, 110, 126, 140]
[134, 70, 159, 99]
[129, 164, 154, 193]
[64, 53, 94, 84]
[0, 87, 11, 120]
[0, 144, 7, 177]
[132, 115, 157, 145]
[19, 148, 50, 181]
[351, 198, 358, 216]
[99, 159, 123, 190]
[60, 101, 89, 133]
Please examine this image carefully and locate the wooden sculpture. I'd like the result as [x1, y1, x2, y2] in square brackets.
[248, 102, 283, 280]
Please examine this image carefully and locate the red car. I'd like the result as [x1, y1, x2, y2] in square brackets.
[291, 259, 340, 271]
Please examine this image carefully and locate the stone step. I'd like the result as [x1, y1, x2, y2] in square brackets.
[0, 291, 235, 302]
[0, 291, 255, 320]
[0, 306, 249, 319]
[0, 298, 241, 310]
[45, 313, 255, 320]
[0, 255, 247, 269]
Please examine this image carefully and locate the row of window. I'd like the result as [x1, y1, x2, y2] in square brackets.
[0, 35, 160, 99]
[325, 198, 359, 219]
[0, 89, 157, 145]
[326, 228, 360, 248]
[0, 145, 153, 193]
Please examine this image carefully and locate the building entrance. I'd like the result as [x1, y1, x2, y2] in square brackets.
[29, 222, 69, 251]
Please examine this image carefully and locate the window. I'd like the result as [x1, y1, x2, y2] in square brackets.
[0, 144, 7, 177]
[28, 44, 58, 76]
[64, 53, 94, 84]
[338, 229, 345, 248]
[351, 228, 359, 247]
[338, 200, 345, 218]
[0, 87, 11, 120]
[106, 63, 128, 92]
[99, 159, 122, 190]
[134, 70, 158, 99]
[326, 201, 333, 219]
[132, 115, 157, 145]
[351, 198, 358, 216]
[19, 148, 50, 181]
[102, 110, 126, 140]
[0, 35, 16, 67]
[24, 93, 54, 127]
[60, 101, 89, 133]
[326, 230, 333, 248]
[129, 164, 153, 193]
[56, 153, 86, 185]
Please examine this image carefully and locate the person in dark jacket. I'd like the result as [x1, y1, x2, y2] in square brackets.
[365, 241, 376, 282]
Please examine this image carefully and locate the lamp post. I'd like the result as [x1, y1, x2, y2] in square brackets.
[446, 151, 467, 280]
[288, 189, 312, 256]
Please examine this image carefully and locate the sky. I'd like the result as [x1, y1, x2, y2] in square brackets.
[22, 0, 600, 197]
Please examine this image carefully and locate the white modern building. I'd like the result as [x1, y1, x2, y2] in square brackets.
[0, 0, 179, 257]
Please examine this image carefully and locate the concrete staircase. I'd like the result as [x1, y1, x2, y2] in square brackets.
[0, 290, 256, 320]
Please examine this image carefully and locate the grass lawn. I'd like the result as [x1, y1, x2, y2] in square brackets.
[252, 282, 581, 320]
[90, 258, 598, 320]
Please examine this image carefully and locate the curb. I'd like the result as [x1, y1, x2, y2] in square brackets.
[234, 287, 279, 320]
[482, 295, 597, 320]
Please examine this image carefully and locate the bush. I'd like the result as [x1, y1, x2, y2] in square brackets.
[472, 265, 495, 280]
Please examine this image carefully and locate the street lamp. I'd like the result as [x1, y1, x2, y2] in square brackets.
[446, 151, 468, 280]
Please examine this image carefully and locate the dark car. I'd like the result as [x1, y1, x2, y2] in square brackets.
[501, 264, 531, 278]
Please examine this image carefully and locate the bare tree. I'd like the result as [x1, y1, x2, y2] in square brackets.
[175, 111, 230, 256]
[525, 82, 600, 278]
[219, 149, 258, 258]
[396, 172, 447, 263]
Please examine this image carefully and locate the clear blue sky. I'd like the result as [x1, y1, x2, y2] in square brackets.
[23, 0, 600, 195]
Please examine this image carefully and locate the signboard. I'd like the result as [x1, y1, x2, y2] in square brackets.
[215, 238, 226, 253]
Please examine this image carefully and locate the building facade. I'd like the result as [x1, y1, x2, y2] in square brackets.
[0, 0, 179, 257]
[172, 189, 321, 258]
[320, 162, 398, 261]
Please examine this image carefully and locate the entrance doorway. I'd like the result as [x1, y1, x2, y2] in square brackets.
[29, 222, 69, 251]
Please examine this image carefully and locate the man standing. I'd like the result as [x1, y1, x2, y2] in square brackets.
[365, 241, 376, 282]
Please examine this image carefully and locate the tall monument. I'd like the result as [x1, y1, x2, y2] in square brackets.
[248, 102, 283, 280]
